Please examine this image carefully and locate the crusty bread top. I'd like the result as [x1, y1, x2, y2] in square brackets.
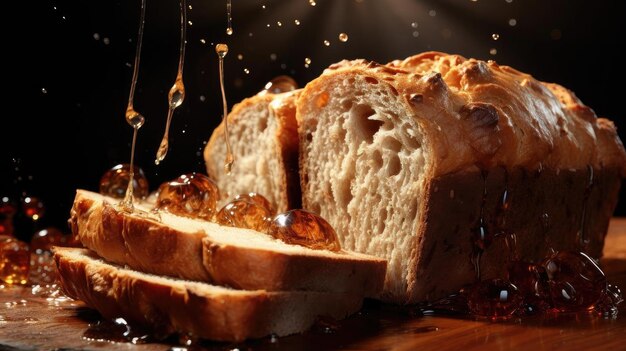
[298, 51, 626, 177]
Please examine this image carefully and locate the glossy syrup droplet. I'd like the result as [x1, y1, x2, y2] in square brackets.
[0, 236, 30, 285]
[215, 43, 235, 174]
[304, 57, 311, 68]
[155, 173, 220, 221]
[263, 76, 298, 94]
[323, 40, 330, 46]
[339, 32, 349, 42]
[309, 0, 316, 6]
[542, 251, 606, 312]
[492, 33, 500, 40]
[463, 279, 523, 318]
[267, 210, 341, 251]
[125, 108, 145, 129]
[215, 200, 272, 232]
[0, 198, 16, 236]
[99, 164, 149, 200]
[234, 193, 275, 215]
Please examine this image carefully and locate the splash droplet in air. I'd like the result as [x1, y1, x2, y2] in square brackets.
[339, 33, 349, 42]
[492, 33, 500, 40]
[489, 48, 497, 55]
[215, 43, 235, 174]
[294, 19, 300, 25]
[323, 40, 330, 46]
[411, 22, 418, 28]
[309, 0, 316, 6]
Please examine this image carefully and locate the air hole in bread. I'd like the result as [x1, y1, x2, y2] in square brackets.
[258, 115, 268, 132]
[377, 209, 388, 233]
[335, 178, 353, 209]
[386, 153, 401, 177]
[372, 150, 383, 169]
[350, 104, 383, 144]
[306, 133, 313, 142]
[341, 99, 353, 111]
[382, 138, 402, 153]
[407, 200, 418, 222]
[365, 77, 379, 85]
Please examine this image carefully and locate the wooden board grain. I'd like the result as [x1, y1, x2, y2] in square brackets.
[1, 219, 625, 351]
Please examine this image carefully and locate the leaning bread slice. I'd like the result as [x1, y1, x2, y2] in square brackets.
[54, 247, 363, 342]
[70, 189, 386, 295]
[204, 90, 301, 212]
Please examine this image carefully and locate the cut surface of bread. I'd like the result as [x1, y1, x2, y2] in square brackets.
[204, 90, 301, 212]
[70, 190, 386, 296]
[297, 52, 626, 303]
[54, 247, 363, 342]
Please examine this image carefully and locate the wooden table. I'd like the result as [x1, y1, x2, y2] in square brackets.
[1, 219, 625, 351]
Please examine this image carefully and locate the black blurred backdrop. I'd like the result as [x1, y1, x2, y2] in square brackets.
[3, 0, 625, 240]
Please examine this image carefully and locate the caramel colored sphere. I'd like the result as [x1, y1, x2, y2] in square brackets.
[99, 164, 149, 200]
[216, 200, 272, 232]
[233, 193, 275, 215]
[156, 173, 220, 220]
[268, 210, 341, 251]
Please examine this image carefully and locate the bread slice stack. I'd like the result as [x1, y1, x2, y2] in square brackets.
[204, 52, 626, 304]
[55, 190, 386, 341]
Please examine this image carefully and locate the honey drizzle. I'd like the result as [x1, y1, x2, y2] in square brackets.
[226, 0, 233, 35]
[120, 0, 147, 212]
[215, 43, 234, 174]
[155, 0, 187, 165]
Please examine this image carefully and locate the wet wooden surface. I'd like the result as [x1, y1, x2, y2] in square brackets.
[1, 219, 625, 351]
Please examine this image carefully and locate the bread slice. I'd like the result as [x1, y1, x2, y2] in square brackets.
[70, 189, 386, 295]
[53, 247, 363, 341]
[297, 52, 626, 303]
[204, 90, 301, 212]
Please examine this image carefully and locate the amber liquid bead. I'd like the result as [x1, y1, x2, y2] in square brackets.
[233, 192, 275, 215]
[155, 173, 219, 221]
[100, 164, 149, 200]
[0, 235, 30, 285]
[216, 199, 272, 232]
[268, 210, 341, 251]
[463, 278, 523, 318]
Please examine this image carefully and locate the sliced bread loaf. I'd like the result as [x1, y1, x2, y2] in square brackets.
[204, 90, 301, 212]
[54, 247, 363, 342]
[297, 52, 626, 303]
[70, 189, 386, 295]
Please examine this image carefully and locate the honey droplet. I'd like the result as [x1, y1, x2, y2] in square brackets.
[125, 107, 145, 129]
[99, 164, 149, 200]
[155, 173, 220, 221]
[234, 193, 275, 215]
[463, 279, 523, 318]
[267, 210, 341, 251]
[338, 32, 349, 42]
[263, 76, 298, 94]
[215, 200, 272, 232]
[168, 79, 185, 109]
[22, 197, 45, 222]
[323, 40, 330, 46]
[542, 251, 606, 312]
[309, 0, 316, 6]
[492, 33, 500, 40]
[30, 227, 66, 253]
[0, 235, 30, 285]
[294, 19, 300, 25]
[215, 43, 229, 58]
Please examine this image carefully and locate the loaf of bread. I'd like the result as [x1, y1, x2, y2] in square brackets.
[205, 52, 626, 304]
[54, 247, 363, 341]
[204, 90, 301, 212]
[70, 190, 386, 295]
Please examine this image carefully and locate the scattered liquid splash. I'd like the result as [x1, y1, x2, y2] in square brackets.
[155, 0, 187, 165]
[492, 33, 500, 40]
[215, 43, 234, 174]
[339, 32, 349, 42]
[120, 0, 147, 213]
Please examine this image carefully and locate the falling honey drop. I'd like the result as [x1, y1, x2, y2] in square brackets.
[492, 33, 500, 40]
[215, 43, 235, 174]
[100, 164, 149, 199]
[120, 0, 147, 212]
[226, 0, 233, 35]
[155, 0, 187, 166]
[323, 40, 330, 46]
[339, 32, 349, 42]
[267, 210, 341, 251]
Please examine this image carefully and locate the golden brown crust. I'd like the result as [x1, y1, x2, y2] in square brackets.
[304, 52, 626, 177]
[71, 190, 386, 295]
[54, 248, 363, 341]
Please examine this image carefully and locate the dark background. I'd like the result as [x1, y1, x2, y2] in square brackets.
[3, 0, 625, 239]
